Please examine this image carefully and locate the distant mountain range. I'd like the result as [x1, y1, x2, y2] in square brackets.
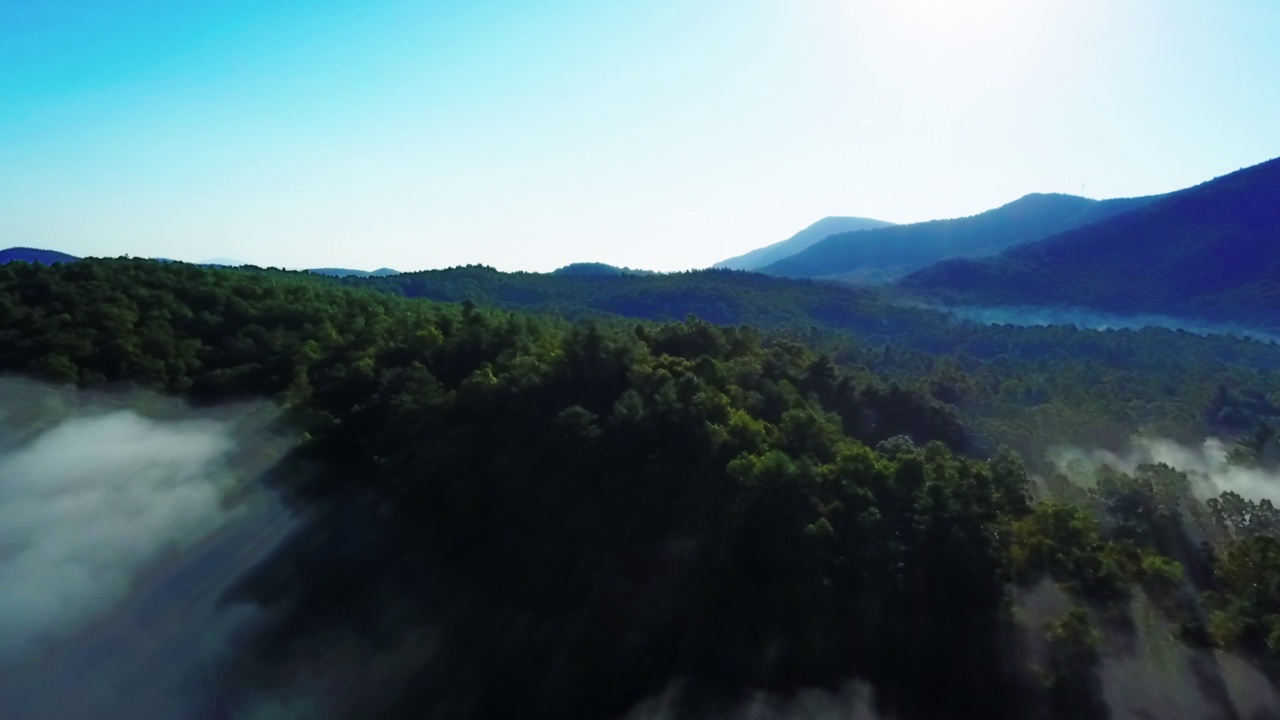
[0, 247, 79, 265]
[7, 155, 1279, 331]
[714, 216, 894, 271]
[550, 262, 654, 276]
[757, 192, 1160, 282]
[307, 267, 401, 278]
[0, 249, 403, 278]
[901, 156, 1280, 327]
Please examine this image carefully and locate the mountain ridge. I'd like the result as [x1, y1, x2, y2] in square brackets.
[760, 192, 1161, 282]
[0, 247, 80, 265]
[900, 156, 1280, 327]
[307, 267, 401, 278]
[550, 262, 655, 276]
[714, 216, 895, 271]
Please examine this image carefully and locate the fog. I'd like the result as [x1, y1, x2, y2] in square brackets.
[943, 305, 1280, 344]
[1051, 436, 1280, 503]
[4, 375, 1279, 720]
[0, 411, 242, 656]
[0, 378, 298, 720]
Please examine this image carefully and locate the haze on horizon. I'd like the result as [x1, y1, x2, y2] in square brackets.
[2, 0, 1277, 273]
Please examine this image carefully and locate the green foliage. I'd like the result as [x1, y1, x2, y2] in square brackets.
[1043, 605, 1104, 714]
[1207, 492, 1280, 539]
[328, 263, 1280, 465]
[0, 257, 1026, 718]
[8, 257, 1280, 717]
[1206, 535, 1280, 657]
[1138, 552, 1184, 592]
[1011, 503, 1127, 602]
[1046, 606, 1101, 654]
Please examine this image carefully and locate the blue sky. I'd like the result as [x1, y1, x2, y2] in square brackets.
[2, 0, 1277, 272]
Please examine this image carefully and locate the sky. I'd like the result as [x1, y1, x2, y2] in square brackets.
[1, 0, 1278, 273]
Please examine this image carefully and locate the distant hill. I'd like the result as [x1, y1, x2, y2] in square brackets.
[307, 267, 401, 278]
[900, 157, 1280, 328]
[0, 247, 79, 265]
[714, 216, 894, 271]
[760, 193, 1160, 283]
[550, 262, 654, 276]
[201, 257, 245, 267]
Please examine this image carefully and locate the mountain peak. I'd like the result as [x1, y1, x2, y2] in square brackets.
[714, 216, 895, 271]
[550, 262, 654, 277]
[900, 155, 1280, 326]
[758, 191, 1160, 283]
[0, 247, 80, 265]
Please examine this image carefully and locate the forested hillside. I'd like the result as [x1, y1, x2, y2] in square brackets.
[902, 157, 1280, 327]
[330, 263, 1280, 453]
[759, 193, 1157, 282]
[5, 258, 1280, 719]
[551, 262, 654, 276]
[0, 247, 79, 265]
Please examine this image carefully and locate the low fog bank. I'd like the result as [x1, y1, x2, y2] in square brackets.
[0, 378, 300, 720]
[943, 305, 1280, 344]
[1052, 436, 1280, 504]
[9, 373, 1280, 720]
[1031, 437, 1280, 720]
[1, 410, 240, 656]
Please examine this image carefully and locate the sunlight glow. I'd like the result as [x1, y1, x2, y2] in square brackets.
[824, 0, 1068, 92]
[896, 0, 1012, 26]
[2, 0, 1277, 271]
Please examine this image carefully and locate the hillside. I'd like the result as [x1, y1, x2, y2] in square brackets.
[7, 258, 1280, 719]
[714, 216, 894, 271]
[550, 262, 654, 276]
[761, 193, 1158, 282]
[0, 247, 79, 265]
[901, 157, 1280, 327]
[336, 266, 1280, 451]
[337, 264, 1280, 365]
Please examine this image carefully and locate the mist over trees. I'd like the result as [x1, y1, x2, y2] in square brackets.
[4, 258, 1280, 718]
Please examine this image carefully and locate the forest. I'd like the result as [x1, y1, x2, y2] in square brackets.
[5, 257, 1280, 718]
[324, 263, 1280, 462]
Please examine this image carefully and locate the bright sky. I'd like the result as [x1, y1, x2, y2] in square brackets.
[1, 0, 1277, 272]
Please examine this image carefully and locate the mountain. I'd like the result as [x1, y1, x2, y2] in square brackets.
[714, 216, 895, 271]
[550, 262, 654, 276]
[760, 193, 1160, 283]
[307, 267, 401, 278]
[901, 157, 1280, 327]
[0, 247, 79, 265]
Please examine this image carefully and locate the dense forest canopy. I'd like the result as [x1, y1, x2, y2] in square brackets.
[5, 258, 1280, 718]
[323, 263, 1280, 461]
[549, 262, 656, 276]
